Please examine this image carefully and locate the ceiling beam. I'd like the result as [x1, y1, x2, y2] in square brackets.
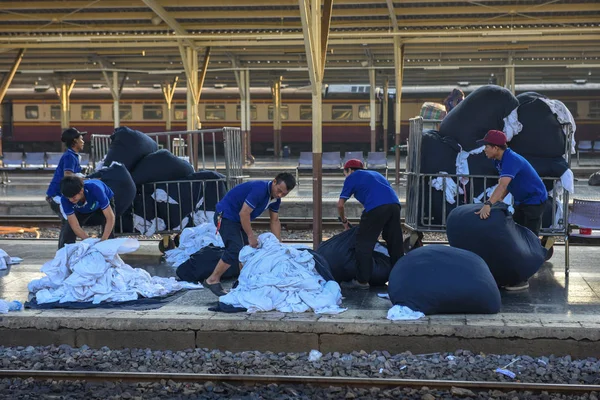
[140, 0, 196, 48]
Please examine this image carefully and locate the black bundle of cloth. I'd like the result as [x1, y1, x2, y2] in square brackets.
[176, 245, 238, 283]
[526, 156, 569, 193]
[589, 171, 600, 186]
[447, 203, 547, 287]
[509, 92, 566, 159]
[87, 162, 135, 217]
[315, 227, 392, 286]
[439, 85, 519, 152]
[388, 245, 501, 315]
[417, 130, 462, 226]
[464, 151, 499, 203]
[131, 149, 195, 186]
[102, 126, 158, 171]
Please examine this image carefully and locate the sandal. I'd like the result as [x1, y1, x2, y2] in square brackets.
[202, 279, 227, 297]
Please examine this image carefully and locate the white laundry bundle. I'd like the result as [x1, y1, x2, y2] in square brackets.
[164, 222, 224, 267]
[28, 238, 201, 304]
[0, 248, 22, 271]
[220, 233, 346, 315]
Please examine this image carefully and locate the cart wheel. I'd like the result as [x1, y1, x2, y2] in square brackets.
[173, 233, 181, 248]
[541, 237, 555, 261]
[403, 232, 424, 253]
[158, 236, 176, 253]
[544, 246, 554, 261]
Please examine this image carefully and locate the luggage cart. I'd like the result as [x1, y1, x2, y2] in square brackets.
[403, 117, 573, 274]
[90, 127, 243, 252]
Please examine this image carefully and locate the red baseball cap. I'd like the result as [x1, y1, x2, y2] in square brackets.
[343, 159, 364, 169]
[476, 130, 507, 147]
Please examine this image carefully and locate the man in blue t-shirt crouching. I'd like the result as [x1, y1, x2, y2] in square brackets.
[337, 159, 404, 290]
[476, 129, 548, 291]
[204, 172, 296, 297]
[59, 176, 116, 249]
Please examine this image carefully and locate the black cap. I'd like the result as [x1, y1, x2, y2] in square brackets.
[61, 128, 85, 143]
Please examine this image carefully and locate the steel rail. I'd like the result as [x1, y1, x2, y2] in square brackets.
[0, 370, 598, 394]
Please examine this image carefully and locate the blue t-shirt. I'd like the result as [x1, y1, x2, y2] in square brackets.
[61, 180, 114, 216]
[340, 169, 399, 212]
[216, 180, 281, 222]
[46, 149, 82, 197]
[495, 148, 548, 205]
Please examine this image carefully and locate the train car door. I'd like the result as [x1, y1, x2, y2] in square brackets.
[1, 101, 12, 139]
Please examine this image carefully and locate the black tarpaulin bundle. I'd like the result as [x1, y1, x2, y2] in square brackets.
[102, 126, 158, 171]
[131, 149, 195, 186]
[87, 162, 136, 217]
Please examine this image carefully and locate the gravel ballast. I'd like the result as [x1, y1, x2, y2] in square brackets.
[0, 346, 599, 398]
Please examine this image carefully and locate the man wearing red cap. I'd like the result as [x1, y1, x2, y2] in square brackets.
[337, 159, 404, 290]
[476, 129, 548, 290]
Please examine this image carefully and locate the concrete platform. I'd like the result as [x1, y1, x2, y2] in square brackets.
[1, 239, 600, 357]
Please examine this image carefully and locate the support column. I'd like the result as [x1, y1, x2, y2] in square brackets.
[393, 39, 405, 185]
[505, 53, 515, 94]
[0, 49, 25, 158]
[245, 69, 254, 163]
[54, 78, 76, 151]
[272, 77, 282, 157]
[369, 66, 376, 152]
[383, 78, 389, 154]
[162, 76, 179, 131]
[102, 70, 127, 129]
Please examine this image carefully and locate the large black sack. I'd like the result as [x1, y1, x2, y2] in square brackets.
[87, 162, 135, 217]
[418, 130, 462, 226]
[388, 245, 501, 315]
[370, 251, 392, 286]
[525, 156, 568, 192]
[510, 95, 566, 158]
[517, 91, 547, 105]
[305, 249, 335, 282]
[589, 171, 600, 186]
[465, 152, 499, 201]
[542, 197, 559, 229]
[447, 203, 547, 286]
[176, 245, 239, 283]
[131, 149, 194, 186]
[116, 192, 159, 234]
[103, 126, 158, 172]
[439, 85, 519, 151]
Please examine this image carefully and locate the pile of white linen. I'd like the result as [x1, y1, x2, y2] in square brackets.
[164, 222, 224, 267]
[28, 238, 201, 304]
[219, 233, 346, 314]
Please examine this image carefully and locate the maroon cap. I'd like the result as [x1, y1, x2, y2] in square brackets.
[476, 130, 507, 147]
[344, 159, 364, 169]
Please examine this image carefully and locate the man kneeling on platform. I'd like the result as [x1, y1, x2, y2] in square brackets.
[204, 172, 297, 297]
[58, 176, 116, 249]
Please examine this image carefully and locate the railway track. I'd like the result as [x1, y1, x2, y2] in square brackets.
[0, 369, 598, 395]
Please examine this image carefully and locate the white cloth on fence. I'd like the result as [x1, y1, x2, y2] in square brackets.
[456, 145, 485, 186]
[133, 215, 166, 236]
[430, 172, 463, 204]
[560, 169, 575, 194]
[503, 107, 523, 141]
[151, 189, 178, 204]
[164, 222, 224, 267]
[219, 233, 346, 314]
[387, 305, 425, 321]
[473, 184, 514, 213]
[538, 98, 577, 155]
[28, 238, 201, 304]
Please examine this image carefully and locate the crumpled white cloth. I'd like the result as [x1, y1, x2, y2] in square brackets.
[387, 305, 425, 320]
[219, 233, 346, 314]
[28, 238, 201, 304]
[537, 98, 577, 155]
[456, 145, 485, 186]
[151, 189, 178, 204]
[165, 222, 224, 267]
[560, 169, 575, 194]
[133, 215, 166, 236]
[0, 249, 21, 271]
[503, 107, 523, 141]
[431, 172, 463, 204]
[52, 196, 68, 220]
[474, 184, 514, 214]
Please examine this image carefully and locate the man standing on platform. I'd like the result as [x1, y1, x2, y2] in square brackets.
[337, 159, 404, 290]
[46, 128, 86, 221]
[204, 172, 296, 297]
[476, 129, 549, 291]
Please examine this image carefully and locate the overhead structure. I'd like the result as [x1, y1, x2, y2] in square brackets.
[161, 76, 179, 131]
[0, 49, 25, 157]
[272, 77, 283, 158]
[53, 77, 76, 149]
[101, 70, 127, 129]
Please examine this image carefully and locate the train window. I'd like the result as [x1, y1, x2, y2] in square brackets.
[332, 105, 353, 120]
[120, 105, 132, 121]
[267, 105, 289, 121]
[562, 101, 578, 118]
[236, 105, 257, 120]
[25, 106, 39, 119]
[588, 101, 600, 119]
[50, 105, 61, 120]
[358, 105, 371, 119]
[81, 105, 101, 120]
[143, 105, 163, 120]
[174, 105, 187, 120]
[205, 105, 225, 120]
[300, 105, 312, 120]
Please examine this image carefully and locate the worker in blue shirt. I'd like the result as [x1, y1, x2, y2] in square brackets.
[476, 129, 549, 291]
[46, 128, 85, 221]
[58, 175, 116, 249]
[204, 172, 296, 297]
[337, 159, 404, 290]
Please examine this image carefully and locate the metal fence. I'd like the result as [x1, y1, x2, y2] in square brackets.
[404, 116, 573, 271]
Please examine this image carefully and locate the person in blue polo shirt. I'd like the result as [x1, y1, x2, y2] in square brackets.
[337, 159, 404, 290]
[476, 129, 548, 291]
[46, 128, 86, 221]
[203, 172, 296, 296]
[58, 175, 116, 249]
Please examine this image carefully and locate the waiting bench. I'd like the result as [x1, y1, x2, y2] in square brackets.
[296, 151, 343, 185]
[0, 152, 91, 183]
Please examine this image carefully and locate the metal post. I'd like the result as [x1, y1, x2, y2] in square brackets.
[273, 77, 282, 157]
[393, 39, 405, 185]
[369, 66, 376, 152]
[112, 71, 120, 128]
[0, 49, 25, 158]
[54, 78, 76, 151]
[383, 78, 389, 155]
[245, 69, 254, 163]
